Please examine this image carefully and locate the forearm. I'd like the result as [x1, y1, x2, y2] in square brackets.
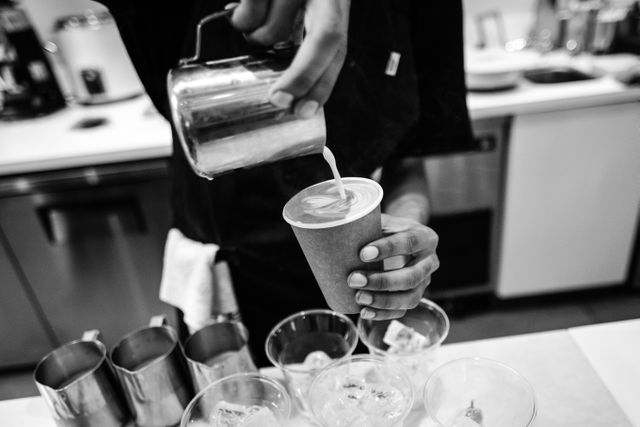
[380, 158, 430, 224]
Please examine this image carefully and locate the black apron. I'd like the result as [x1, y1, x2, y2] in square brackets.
[99, 0, 472, 365]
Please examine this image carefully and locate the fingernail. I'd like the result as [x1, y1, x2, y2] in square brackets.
[348, 272, 367, 288]
[360, 246, 379, 262]
[270, 91, 294, 109]
[296, 100, 319, 119]
[356, 292, 373, 305]
[360, 308, 375, 319]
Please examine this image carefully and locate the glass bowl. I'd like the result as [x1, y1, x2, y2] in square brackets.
[358, 298, 449, 407]
[308, 354, 414, 427]
[424, 357, 536, 427]
[265, 309, 358, 416]
[180, 372, 291, 426]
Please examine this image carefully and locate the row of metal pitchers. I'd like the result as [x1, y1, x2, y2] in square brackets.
[33, 316, 257, 427]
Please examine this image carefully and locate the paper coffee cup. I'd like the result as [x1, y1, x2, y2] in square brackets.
[283, 178, 383, 313]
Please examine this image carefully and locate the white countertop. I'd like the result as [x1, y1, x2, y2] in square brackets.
[569, 319, 640, 427]
[468, 74, 640, 120]
[415, 329, 633, 427]
[467, 52, 640, 119]
[0, 96, 171, 177]
[1, 54, 640, 177]
[2, 319, 638, 427]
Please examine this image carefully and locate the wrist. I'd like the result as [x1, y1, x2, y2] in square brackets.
[383, 193, 430, 224]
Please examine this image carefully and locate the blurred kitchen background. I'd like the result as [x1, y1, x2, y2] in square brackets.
[1, 0, 639, 400]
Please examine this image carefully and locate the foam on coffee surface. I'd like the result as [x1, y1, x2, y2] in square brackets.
[283, 178, 382, 229]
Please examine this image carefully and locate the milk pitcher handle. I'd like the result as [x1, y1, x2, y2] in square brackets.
[180, 8, 235, 65]
[179, 5, 303, 65]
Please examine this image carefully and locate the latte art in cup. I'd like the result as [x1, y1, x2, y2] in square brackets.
[284, 178, 383, 228]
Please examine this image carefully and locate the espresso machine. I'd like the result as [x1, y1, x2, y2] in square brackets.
[0, 0, 65, 119]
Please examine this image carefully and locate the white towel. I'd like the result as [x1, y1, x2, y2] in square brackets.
[159, 228, 239, 332]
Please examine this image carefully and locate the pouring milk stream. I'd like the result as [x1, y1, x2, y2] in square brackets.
[322, 146, 347, 199]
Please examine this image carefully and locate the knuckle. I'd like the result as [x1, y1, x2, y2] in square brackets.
[411, 267, 426, 288]
[309, 76, 336, 105]
[424, 276, 432, 288]
[335, 41, 348, 63]
[249, 28, 285, 45]
[395, 309, 408, 319]
[420, 260, 431, 278]
[369, 273, 393, 291]
[257, 32, 280, 45]
[406, 232, 420, 254]
[233, 21, 255, 33]
[431, 231, 440, 249]
[432, 255, 441, 272]
[366, 273, 383, 290]
[370, 309, 384, 320]
[289, 73, 316, 94]
[381, 239, 396, 257]
[232, 10, 264, 32]
[377, 273, 393, 291]
[271, 27, 293, 44]
[378, 295, 395, 310]
[388, 297, 401, 310]
[408, 292, 422, 309]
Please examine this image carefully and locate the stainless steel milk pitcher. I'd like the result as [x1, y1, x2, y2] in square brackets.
[167, 9, 326, 179]
[33, 330, 132, 427]
[110, 316, 193, 427]
[183, 321, 257, 393]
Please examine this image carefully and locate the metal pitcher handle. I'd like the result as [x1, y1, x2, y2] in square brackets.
[180, 8, 235, 65]
[179, 5, 303, 65]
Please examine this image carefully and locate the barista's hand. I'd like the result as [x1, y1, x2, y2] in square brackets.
[348, 214, 440, 321]
[228, 0, 350, 118]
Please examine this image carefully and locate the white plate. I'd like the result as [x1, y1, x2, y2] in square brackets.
[465, 48, 540, 91]
[465, 48, 540, 74]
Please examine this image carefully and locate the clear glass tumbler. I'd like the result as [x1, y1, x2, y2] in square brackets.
[308, 354, 414, 427]
[423, 357, 536, 427]
[265, 309, 358, 417]
[180, 372, 291, 427]
[358, 298, 449, 408]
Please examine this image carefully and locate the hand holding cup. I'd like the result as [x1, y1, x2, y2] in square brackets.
[348, 214, 440, 321]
